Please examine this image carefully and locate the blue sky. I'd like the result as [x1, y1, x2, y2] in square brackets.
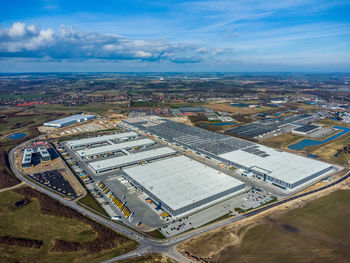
[0, 0, 350, 72]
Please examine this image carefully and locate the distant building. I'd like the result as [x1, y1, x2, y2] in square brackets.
[292, 124, 321, 136]
[270, 98, 287, 104]
[43, 114, 96, 128]
[171, 106, 213, 116]
[22, 147, 51, 168]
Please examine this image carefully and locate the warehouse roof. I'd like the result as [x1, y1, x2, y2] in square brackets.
[293, 124, 320, 133]
[123, 156, 245, 211]
[89, 147, 176, 171]
[76, 138, 155, 157]
[66, 132, 138, 147]
[44, 114, 95, 126]
[219, 145, 332, 185]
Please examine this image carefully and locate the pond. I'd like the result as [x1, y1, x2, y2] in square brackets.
[8, 133, 27, 139]
[231, 103, 250, 108]
[199, 121, 236, 128]
[288, 126, 350, 151]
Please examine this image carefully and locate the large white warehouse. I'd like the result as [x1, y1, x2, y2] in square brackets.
[122, 156, 246, 216]
[44, 114, 96, 128]
[218, 145, 334, 189]
[66, 132, 138, 149]
[89, 147, 177, 173]
[76, 138, 155, 159]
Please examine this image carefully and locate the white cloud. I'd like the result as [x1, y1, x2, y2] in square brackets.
[0, 22, 217, 64]
[8, 22, 27, 38]
[135, 51, 153, 58]
[196, 47, 209, 53]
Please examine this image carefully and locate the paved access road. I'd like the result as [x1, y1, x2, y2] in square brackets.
[8, 136, 350, 263]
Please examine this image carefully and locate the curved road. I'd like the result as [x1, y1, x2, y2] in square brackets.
[8, 137, 350, 262]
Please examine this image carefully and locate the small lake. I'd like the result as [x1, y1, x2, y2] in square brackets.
[200, 121, 236, 128]
[231, 103, 250, 108]
[288, 126, 350, 151]
[8, 133, 26, 139]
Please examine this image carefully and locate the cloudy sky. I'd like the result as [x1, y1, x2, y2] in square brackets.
[1, 0, 350, 72]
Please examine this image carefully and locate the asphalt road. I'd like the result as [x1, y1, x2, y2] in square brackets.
[8, 136, 350, 263]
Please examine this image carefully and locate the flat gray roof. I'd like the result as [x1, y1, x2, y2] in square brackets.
[89, 147, 176, 172]
[66, 132, 138, 147]
[76, 138, 155, 157]
[123, 156, 245, 211]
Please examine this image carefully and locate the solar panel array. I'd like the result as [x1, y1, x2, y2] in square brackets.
[226, 123, 279, 138]
[225, 114, 313, 138]
[242, 145, 269, 158]
[129, 119, 253, 155]
[293, 124, 319, 133]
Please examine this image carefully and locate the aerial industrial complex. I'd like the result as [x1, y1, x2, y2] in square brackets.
[44, 116, 338, 232]
[123, 117, 336, 190]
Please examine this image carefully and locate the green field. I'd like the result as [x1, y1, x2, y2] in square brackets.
[0, 190, 137, 263]
[219, 189, 350, 263]
[0, 114, 48, 136]
[262, 133, 303, 149]
[77, 192, 109, 217]
[34, 103, 127, 115]
[0, 93, 54, 100]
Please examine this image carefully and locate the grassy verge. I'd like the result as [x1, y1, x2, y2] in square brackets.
[204, 213, 234, 226]
[144, 229, 166, 240]
[77, 192, 109, 217]
[262, 133, 303, 149]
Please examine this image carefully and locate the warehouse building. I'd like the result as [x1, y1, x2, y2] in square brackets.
[218, 145, 334, 189]
[89, 147, 176, 173]
[122, 156, 246, 217]
[22, 147, 51, 168]
[225, 114, 314, 139]
[76, 138, 156, 159]
[66, 132, 138, 149]
[43, 114, 96, 128]
[292, 124, 320, 135]
[124, 117, 336, 190]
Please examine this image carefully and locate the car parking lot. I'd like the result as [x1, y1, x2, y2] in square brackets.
[159, 188, 274, 237]
[30, 169, 77, 198]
